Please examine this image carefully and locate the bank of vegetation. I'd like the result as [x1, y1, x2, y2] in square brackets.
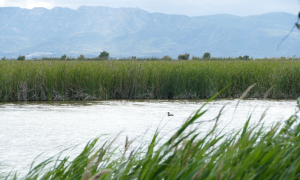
[2, 97, 300, 179]
[0, 60, 299, 101]
[2, 51, 300, 61]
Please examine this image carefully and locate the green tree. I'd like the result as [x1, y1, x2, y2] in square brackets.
[1, 56, 6, 60]
[178, 53, 190, 60]
[78, 55, 85, 60]
[61, 54, 67, 60]
[99, 51, 109, 59]
[243, 55, 250, 60]
[237, 56, 243, 60]
[202, 52, 211, 60]
[162, 55, 172, 60]
[191, 55, 201, 60]
[17, 55, 25, 61]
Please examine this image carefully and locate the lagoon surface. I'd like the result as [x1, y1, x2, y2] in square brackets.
[0, 99, 298, 175]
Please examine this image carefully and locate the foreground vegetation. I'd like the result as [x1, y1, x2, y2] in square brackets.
[2, 96, 300, 179]
[0, 59, 299, 101]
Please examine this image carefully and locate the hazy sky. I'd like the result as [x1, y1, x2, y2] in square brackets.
[0, 0, 299, 16]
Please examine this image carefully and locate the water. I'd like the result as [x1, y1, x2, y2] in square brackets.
[0, 99, 298, 175]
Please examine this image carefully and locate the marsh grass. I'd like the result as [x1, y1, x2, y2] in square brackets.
[31, 56, 300, 61]
[0, 60, 299, 101]
[3, 96, 300, 180]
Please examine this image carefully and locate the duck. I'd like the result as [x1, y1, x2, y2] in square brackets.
[167, 112, 174, 116]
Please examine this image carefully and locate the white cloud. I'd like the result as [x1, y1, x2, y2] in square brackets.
[1, 0, 53, 9]
[24, 0, 53, 9]
[1, 0, 299, 16]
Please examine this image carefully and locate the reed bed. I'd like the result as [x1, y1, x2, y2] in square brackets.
[2, 96, 300, 180]
[0, 60, 299, 101]
[24, 56, 300, 61]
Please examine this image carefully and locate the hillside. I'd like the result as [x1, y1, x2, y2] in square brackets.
[0, 6, 299, 58]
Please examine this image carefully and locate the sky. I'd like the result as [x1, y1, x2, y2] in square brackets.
[0, 0, 299, 16]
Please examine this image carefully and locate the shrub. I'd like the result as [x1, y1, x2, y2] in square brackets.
[237, 56, 243, 60]
[1, 56, 6, 60]
[162, 55, 172, 60]
[281, 57, 287, 60]
[99, 51, 109, 59]
[17, 55, 25, 61]
[243, 55, 250, 60]
[202, 52, 211, 60]
[61, 54, 67, 60]
[78, 55, 85, 60]
[178, 53, 190, 60]
[192, 55, 201, 60]
[271, 57, 277, 60]
[263, 57, 268, 60]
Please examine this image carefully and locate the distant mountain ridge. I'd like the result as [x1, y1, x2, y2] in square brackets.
[0, 6, 299, 58]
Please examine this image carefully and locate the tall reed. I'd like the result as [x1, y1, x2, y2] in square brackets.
[0, 60, 299, 101]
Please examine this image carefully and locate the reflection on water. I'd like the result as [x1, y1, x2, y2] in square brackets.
[0, 99, 298, 175]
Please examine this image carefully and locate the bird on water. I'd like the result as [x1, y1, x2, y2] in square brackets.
[168, 112, 174, 116]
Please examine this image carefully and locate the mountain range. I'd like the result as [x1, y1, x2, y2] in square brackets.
[0, 6, 299, 58]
